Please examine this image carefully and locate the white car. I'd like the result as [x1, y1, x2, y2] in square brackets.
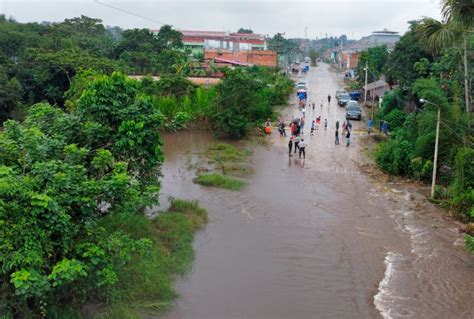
[345, 100, 360, 109]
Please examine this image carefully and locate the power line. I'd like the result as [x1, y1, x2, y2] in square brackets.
[93, 0, 169, 27]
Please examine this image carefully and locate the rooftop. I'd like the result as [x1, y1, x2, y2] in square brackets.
[372, 28, 399, 35]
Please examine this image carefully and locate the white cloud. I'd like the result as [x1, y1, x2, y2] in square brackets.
[2, 0, 442, 39]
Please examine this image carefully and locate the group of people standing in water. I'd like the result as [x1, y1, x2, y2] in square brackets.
[277, 93, 355, 160]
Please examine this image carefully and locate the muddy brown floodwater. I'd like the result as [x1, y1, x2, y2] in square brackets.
[157, 64, 474, 319]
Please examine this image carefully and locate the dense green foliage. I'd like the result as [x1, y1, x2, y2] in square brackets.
[0, 15, 292, 139]
[0, 15, 188, 122]
[0, 71, 210, 317]
[96, 199, 208, 319]
[0, 14, 292, 316]
[213, 67, 293, 138]
[385, 21, 433, 89]
[372, 14, 473, 224]
[356, 45, 390, 87]
[0, 73, 168, 317]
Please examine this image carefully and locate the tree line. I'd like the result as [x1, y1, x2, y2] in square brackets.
[352, 0, 473, 245]
[0, 15, 294, 317]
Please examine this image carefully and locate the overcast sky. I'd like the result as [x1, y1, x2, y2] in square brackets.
[1, 0, 442, 39]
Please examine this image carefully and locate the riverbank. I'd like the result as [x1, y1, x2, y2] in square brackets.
[91, 199, 208, 319]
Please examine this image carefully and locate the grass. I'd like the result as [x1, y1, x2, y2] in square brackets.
[94, 198, 208, 319]
[192, 143, 252, 190]
[205, 143, 252, 163]
[193, 173, 245, 191]
[221, 162, 254, 176]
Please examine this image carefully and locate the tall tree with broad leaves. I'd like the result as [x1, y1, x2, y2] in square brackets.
[416, 0, 474, 120]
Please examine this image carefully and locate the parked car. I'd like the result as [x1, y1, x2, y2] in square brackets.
[346, 104, 362, 120]
[337, 93, 351, 107]
[335, 90, 346, 99]
[349, 91, 361, 101]
[296, 81, 306, 88]
[345, 100, 360, 109]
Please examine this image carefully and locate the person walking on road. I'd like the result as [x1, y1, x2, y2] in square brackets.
[288, 137, 293, 157]
[342, 121, 346, 134]
[346, 120, 352, 132]
[302, 107, 306, 118]
[367, 118, 373, 135]
[294, 135, 300, 153]
[336, 120, 340, 131]
[298, 138, 307, 159]
[320, 99, 324, 108]
[310, 120, 315, 136]
[279, 121, 287, 137]
[327, 94, 331, 104]
[324, 118, 328, 130]
[345, 130, 351, 147]
[312, 101, 315, 111]
[335, 129, 340, 145]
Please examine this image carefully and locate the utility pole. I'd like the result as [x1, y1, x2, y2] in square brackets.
[420, 99, 441, 199]
[431, 106, 441, 199]
[364, 60, 368, 104]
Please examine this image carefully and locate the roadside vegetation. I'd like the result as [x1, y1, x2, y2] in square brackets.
[348, 1, 473, 247]
[0, 69, 209, 317]
[0, 14, 290, 317]
[97, 198, 208, 319]
[0, 15, 293, 138]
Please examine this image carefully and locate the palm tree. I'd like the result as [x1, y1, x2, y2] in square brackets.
[417, 0, 473, 120]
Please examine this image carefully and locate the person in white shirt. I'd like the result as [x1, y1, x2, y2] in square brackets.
[298, 138, 307, 159]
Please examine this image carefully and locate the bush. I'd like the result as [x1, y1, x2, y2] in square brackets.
[376, 136, 413, 175]
[450, 147, 474, 218]
[96, 199, 208, 318]
[193, 173, 245, 191]
[385, 109, 406, 130]
[213, 108, 249, 139]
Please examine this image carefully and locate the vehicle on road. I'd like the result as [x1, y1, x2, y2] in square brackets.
[346, 104, 362, 120]
[296, 82, 307, 90]
[337, 93, 351, 107]
[335, 90, 346, 99]
[349, 91, 361, 101]
[345, 100, 360, 109]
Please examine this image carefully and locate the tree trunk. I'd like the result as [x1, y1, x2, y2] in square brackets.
[463, 35, 471, 127]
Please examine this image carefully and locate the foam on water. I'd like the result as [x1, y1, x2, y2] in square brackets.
[374, 252, 403, 319]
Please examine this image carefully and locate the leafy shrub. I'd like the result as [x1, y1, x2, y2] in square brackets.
[385, 109, 406, 130]
[450, 147, 474, 218]
[193, 173, 245, 191]
[376, 136, 413, 175]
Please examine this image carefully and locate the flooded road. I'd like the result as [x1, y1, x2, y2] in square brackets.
[158, 64, 474, 319]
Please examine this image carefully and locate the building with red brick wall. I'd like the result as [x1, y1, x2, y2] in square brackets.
[341, 51, 361, 69]
[205, 49, 277, 67]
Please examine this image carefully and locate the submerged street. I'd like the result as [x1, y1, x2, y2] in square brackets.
[159, 64, 474, 319]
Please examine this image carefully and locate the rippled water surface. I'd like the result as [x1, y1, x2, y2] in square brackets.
[158, 64, 474, 319]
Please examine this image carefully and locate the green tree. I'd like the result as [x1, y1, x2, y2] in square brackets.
[416, 0, 474, 117]
[308, 49, 319, 66]
[0, 67, 22, 121]
[385, 21, 432, 89]
[237, 28, 253, 34]
[357, 45, 389, 87]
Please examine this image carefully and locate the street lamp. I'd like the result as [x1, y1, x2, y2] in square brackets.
[420, 98, 441, 199]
